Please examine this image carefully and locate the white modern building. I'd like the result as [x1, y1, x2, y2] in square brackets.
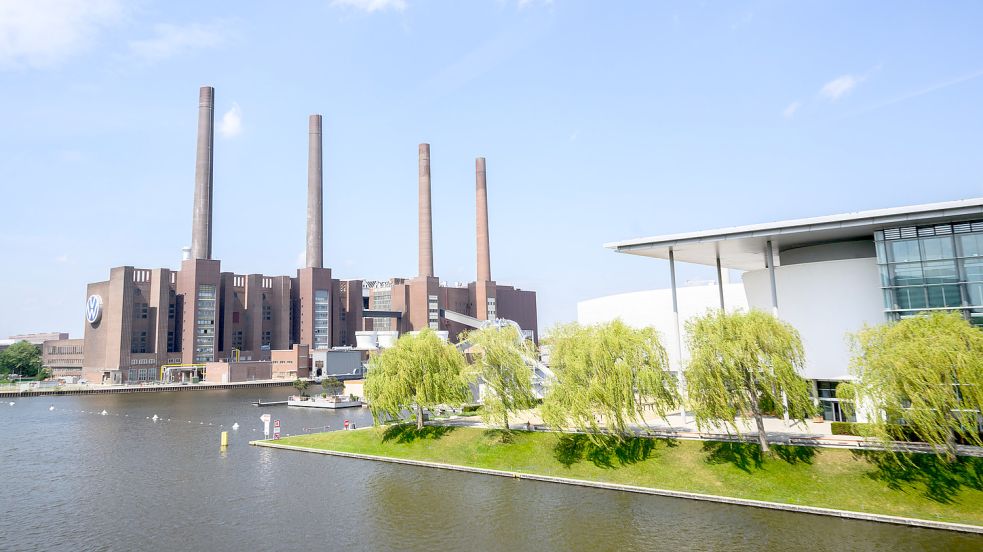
[594, 198, 983, 422]
[578, 282, 748, 370]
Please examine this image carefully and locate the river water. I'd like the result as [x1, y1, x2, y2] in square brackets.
[0, 388, 979, 551]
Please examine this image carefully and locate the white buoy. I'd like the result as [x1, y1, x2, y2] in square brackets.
[232, 422, 240, 430]
[8, 402, 14, 406]
[101, 410, 108, 416]
[49, 406, 55, 411]
[152, 414, 159, 421]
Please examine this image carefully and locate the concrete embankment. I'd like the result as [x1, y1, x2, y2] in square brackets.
[0, 380, 293, 398]
[251, 439, 983, 535]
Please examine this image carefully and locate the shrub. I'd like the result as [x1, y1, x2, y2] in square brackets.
[830, 422, 859, 436]
[461, 404, 482, 413]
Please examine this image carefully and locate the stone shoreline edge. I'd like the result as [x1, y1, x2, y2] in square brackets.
[250, 440, 982, 535]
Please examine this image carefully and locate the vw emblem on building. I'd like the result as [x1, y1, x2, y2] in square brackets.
[85, 295, 103, 325]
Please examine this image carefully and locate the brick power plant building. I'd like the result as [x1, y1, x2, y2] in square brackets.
[62, 86, 536, 385]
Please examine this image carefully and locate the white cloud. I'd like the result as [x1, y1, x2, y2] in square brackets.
[54, 254, 69, 263]
[0, 0, 124, 69]
[819, 74, 862, 101]
[330, 0, 407, 13]
[836, 67, 983, 119]
[782, 100, 801, 119]
[128, 21, 232, 62]
[219, 102, 243, 138]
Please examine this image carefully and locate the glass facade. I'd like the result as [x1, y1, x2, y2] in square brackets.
[428, 294, 439, 330]
[370, 289, 393, 331]
[875, 220, 983, 326]
[194, 284, 217, 362]
[815, 381, 855, 422]
[313, 290, 330, 349]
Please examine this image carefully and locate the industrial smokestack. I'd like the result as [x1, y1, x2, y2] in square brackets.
[190, 85, 215, 260]
[306, 114, 323, 269]
[418, 143, 434, 278]
[476, 157, 491, 282]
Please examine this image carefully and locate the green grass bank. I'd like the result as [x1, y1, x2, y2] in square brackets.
[275, 426, 983, 527]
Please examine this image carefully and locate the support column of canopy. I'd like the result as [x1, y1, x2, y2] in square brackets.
[669, 247, 686, 423]
[765, 239, 790, 425]
[766, 240, 779, 317]
[715, 252, 725, 310]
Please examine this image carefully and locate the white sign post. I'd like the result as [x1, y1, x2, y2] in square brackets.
[273, 419, 281, 440]
[260, 414, 271, 438]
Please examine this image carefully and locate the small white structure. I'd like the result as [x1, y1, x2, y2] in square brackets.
[354, 330, 400, 350]
[288, 395, 361, 409]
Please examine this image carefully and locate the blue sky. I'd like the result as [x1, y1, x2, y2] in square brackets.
[1, 0, 982, 338]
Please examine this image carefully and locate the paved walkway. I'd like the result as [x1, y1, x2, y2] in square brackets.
[441, 410, 983, 457]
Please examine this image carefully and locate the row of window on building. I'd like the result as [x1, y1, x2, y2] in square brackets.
[875, 222, 983, 325]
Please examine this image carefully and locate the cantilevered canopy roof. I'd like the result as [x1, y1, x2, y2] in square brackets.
[605, 198, 983, 271]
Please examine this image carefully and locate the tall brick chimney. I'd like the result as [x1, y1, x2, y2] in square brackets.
[306, 114, 323, 269]
[190, 86, 215, 260]
[418, 143, 434, 278]
[476, 157, 491, 282]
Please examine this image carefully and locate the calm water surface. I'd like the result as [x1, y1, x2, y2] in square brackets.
[0, 388, 980, 551]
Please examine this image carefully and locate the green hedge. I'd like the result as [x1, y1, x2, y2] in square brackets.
[830, 422, 862, 436]
[830, 422, 922, 441]
[829, 422, 983, 445]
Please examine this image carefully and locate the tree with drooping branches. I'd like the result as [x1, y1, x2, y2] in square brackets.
[364, 329, 471, 429]
[846, 311, 983, 459]
[541, 320, 679, 443]
[685, 309, 812, 452]
[462, 324, 537, 431]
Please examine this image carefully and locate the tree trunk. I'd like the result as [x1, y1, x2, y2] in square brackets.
[747, 388, 770, 452]
[946, 422, 959, 459]
[417, 405, 424, 430]
[504, 412, 509, 431]
[754, 412, 770, 453]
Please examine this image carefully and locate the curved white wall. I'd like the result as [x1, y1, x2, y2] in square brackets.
[743, 257, 885, 381]
[577, 284, 748, 371]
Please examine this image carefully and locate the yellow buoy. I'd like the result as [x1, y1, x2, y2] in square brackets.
[220, 431, 228, 448]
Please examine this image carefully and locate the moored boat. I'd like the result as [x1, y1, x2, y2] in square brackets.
[287, 394, 362, 409]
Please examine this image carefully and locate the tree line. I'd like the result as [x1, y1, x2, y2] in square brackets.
[364, 310, 983, 459]
[0, 341, 46, 380]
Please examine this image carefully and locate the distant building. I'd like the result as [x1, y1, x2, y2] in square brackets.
[271, 345, 311, 380]
[1, 332, 70, 353]
[310, 349, 363, 379]
[60, 86, 536, 385]
[42, 339, 84, 379]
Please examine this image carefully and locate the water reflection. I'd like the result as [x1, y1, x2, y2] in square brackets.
[0, 389, 980, 551]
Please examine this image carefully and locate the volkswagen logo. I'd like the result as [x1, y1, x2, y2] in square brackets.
[85, 295, 103, 325]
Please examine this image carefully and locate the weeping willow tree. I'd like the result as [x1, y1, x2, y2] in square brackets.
[462, 325, 537, 431]
[364, 329, 471, 429]
[685, 310, 812, 452]
[541, 320, 679, 443]
[848, 312, 983, 459]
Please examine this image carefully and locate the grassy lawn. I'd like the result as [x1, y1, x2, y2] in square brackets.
[275, 426, 983, 527]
